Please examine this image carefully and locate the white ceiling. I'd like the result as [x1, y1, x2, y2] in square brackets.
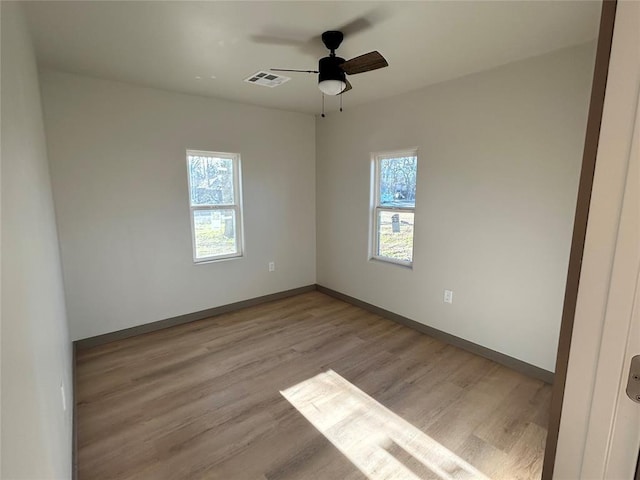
[24, 1, 601, 115]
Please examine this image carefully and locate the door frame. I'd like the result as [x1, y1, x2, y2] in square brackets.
[542, 0, 640, 477]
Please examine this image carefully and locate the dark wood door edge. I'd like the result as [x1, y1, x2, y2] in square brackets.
[541, 1, 618, 478]
[72, 342, 78, 480]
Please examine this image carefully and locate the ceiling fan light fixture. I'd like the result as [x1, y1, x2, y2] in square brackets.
[318, 79, 346, 96]
[318, 55, 347, 96]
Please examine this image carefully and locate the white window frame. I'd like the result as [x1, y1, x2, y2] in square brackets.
[370, 148, 418, 267]
[186, 149, 244, 263]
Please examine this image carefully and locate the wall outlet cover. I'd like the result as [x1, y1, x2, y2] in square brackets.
[444, 290, 453, 304]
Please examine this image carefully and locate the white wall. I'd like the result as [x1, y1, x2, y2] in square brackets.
[1, 2, 73, 478]
[41, 71, 316, 341]
[316, 43, 595, 372]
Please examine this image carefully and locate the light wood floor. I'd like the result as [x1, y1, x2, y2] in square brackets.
[76, 291, 552, 479]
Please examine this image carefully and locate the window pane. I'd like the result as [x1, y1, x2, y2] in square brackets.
[193, 209, 237, 259]
[188, 155, 234, 206]
[379, 156, 417, 208]
[377, 210, 414, 263]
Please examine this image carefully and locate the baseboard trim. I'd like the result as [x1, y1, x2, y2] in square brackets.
[74, 282, 555, 385]
[75, 285, 317, 349]
[316, 284, 554, 384]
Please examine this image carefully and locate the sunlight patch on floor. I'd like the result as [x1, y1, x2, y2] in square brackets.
[281, 369, 491, 480]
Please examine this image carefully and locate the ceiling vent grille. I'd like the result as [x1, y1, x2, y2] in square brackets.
[244, 71, 290, 88]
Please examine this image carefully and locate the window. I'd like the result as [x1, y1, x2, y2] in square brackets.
[186, 150, 243, 262]
[371, 150, 418, 266]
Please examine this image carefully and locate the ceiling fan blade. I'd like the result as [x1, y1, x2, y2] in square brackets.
[340, 51, 388, 75]
[250, 34, 305, 47]
[343, 78, 353, 93]
[337, 7, 392, 37]
[271, 68, 318, 74]
[250, 29, 324, 57]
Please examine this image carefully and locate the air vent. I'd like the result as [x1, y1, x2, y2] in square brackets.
[244, 71, 290, 88]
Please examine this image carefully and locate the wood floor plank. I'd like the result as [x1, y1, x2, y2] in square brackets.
[502, 422, 548, 479]
[474, 376, 549, 453]
[456, 434, 512, 479]
[76, 291, 552, 479]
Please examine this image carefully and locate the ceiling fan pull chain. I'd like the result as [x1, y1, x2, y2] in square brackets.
[340, 92, 343, 112]
[321, 94, 325, 118]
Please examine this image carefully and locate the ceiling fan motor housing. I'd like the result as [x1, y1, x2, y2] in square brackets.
[321, 31, 344, 52]
[318, 56, 346, 84]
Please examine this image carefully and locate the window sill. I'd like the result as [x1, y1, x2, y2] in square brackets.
[369, 256, 413, 269]
[193, 254, 243, 265]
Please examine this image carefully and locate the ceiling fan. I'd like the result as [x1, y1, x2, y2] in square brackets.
[271, 30, 388, 96]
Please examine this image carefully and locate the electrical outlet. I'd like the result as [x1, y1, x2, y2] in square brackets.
[268, 261, 275, 272]
[60, 383, 66, 411]
[444, 289, 453, 304]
